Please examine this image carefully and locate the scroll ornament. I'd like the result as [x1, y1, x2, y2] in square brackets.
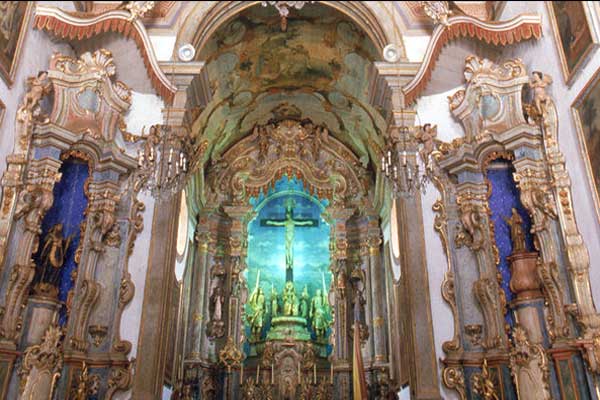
[455, 193, 486, 251]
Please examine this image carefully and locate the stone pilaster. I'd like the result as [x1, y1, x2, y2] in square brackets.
[132, 194, 181, 398]
[0, 157, 62, 348]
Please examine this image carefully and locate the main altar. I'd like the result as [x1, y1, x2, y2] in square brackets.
[242, 178, 334, 398]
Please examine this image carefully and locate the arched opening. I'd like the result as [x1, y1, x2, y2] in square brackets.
[173, 3, 403, 398]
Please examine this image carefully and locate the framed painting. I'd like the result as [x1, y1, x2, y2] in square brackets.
[572, 67, 600, 224]
[0, 2, 33, 86]
[547, 1, 599, 85]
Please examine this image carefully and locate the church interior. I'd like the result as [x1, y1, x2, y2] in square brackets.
[2, 1, 600, 399]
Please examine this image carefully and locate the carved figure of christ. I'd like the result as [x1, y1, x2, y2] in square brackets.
[261, 198, 318, 282]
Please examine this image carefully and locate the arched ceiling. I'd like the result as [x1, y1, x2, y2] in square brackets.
[191, 3, 387, 169]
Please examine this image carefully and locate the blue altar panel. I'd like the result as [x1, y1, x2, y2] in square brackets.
[33, 158, 89, 326]
[245, 176, 332, 337]
[486, 160, 533, 327]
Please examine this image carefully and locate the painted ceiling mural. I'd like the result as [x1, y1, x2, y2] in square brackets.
[193, 4, 386, 170]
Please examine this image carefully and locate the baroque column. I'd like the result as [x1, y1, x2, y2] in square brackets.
[132, 60, 202, 398]
[375, 62, 442, 399]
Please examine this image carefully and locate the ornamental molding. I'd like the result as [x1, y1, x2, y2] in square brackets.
[402, 13, 542, 105]
[206, 120, 369, 208]
[34, 5, 176, 103]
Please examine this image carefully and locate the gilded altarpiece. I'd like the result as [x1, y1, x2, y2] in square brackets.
[0, 49, 146, 399]
[429, 56, 600, 399]
[179, 119, 393, 399]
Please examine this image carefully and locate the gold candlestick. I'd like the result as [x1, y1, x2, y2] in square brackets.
[313, 364, 317, 385]
[240, 363, 244, 382]
[330, 363, 333, 384]
[271, 362, 274, 385]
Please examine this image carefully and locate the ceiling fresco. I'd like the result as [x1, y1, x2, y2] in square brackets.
[192, 4, 387, 169]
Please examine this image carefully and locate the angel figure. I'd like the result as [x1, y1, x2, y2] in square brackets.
[531, 71, 553, 117]
[415, 123, 438, 164]
[19, 71, 52, 120]
[40, 223, 73, 287]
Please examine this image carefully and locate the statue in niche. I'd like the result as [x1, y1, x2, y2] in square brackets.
[231, 257, 242, 297]
[334, 260, 347, 299]
[208, 259, 227, 338]
[531, 71, 553, 117]
[282, 281, 299, 316]
[299, 286, 310, 319]
[505, 208, 526, 253]
[18, 71, 52, 122]
[310, 289, 330, 339]
[248, 287, 266, 340]
[270, 285, 279, 317]
[38, 223, 73, 293]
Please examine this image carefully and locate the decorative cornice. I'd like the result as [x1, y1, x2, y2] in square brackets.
[33, 5, 176, 103]
[402, 13, 542, 105]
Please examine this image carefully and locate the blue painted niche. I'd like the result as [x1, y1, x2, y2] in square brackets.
[486, 159, 534, 327]
[33, 157, 89, 326]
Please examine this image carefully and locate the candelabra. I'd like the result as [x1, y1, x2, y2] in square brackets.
[381, 123, 430, 196]
[136, 124, 192, 199]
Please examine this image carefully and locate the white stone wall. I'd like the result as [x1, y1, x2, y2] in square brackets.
[416, 88, 464, 400]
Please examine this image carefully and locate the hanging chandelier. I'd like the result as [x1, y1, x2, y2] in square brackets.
[135, 44, 195, 200]
[137, 124, 192, 199]
[261, 1, 314, 30]
[381, 115, 431, 197]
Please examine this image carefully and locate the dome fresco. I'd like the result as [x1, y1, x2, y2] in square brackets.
[193, 3, 387, 166]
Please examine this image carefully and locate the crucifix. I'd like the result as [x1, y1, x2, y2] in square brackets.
[261, 197, 318, 282]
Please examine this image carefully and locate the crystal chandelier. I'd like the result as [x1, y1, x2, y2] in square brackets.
[137, 124, 192, 199]
[381, 118, 430, 196]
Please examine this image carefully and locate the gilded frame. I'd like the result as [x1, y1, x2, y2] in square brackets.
[0, 2, 33, 86]
[571, 66, 600, 225]
[546, 1, 599, 85]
